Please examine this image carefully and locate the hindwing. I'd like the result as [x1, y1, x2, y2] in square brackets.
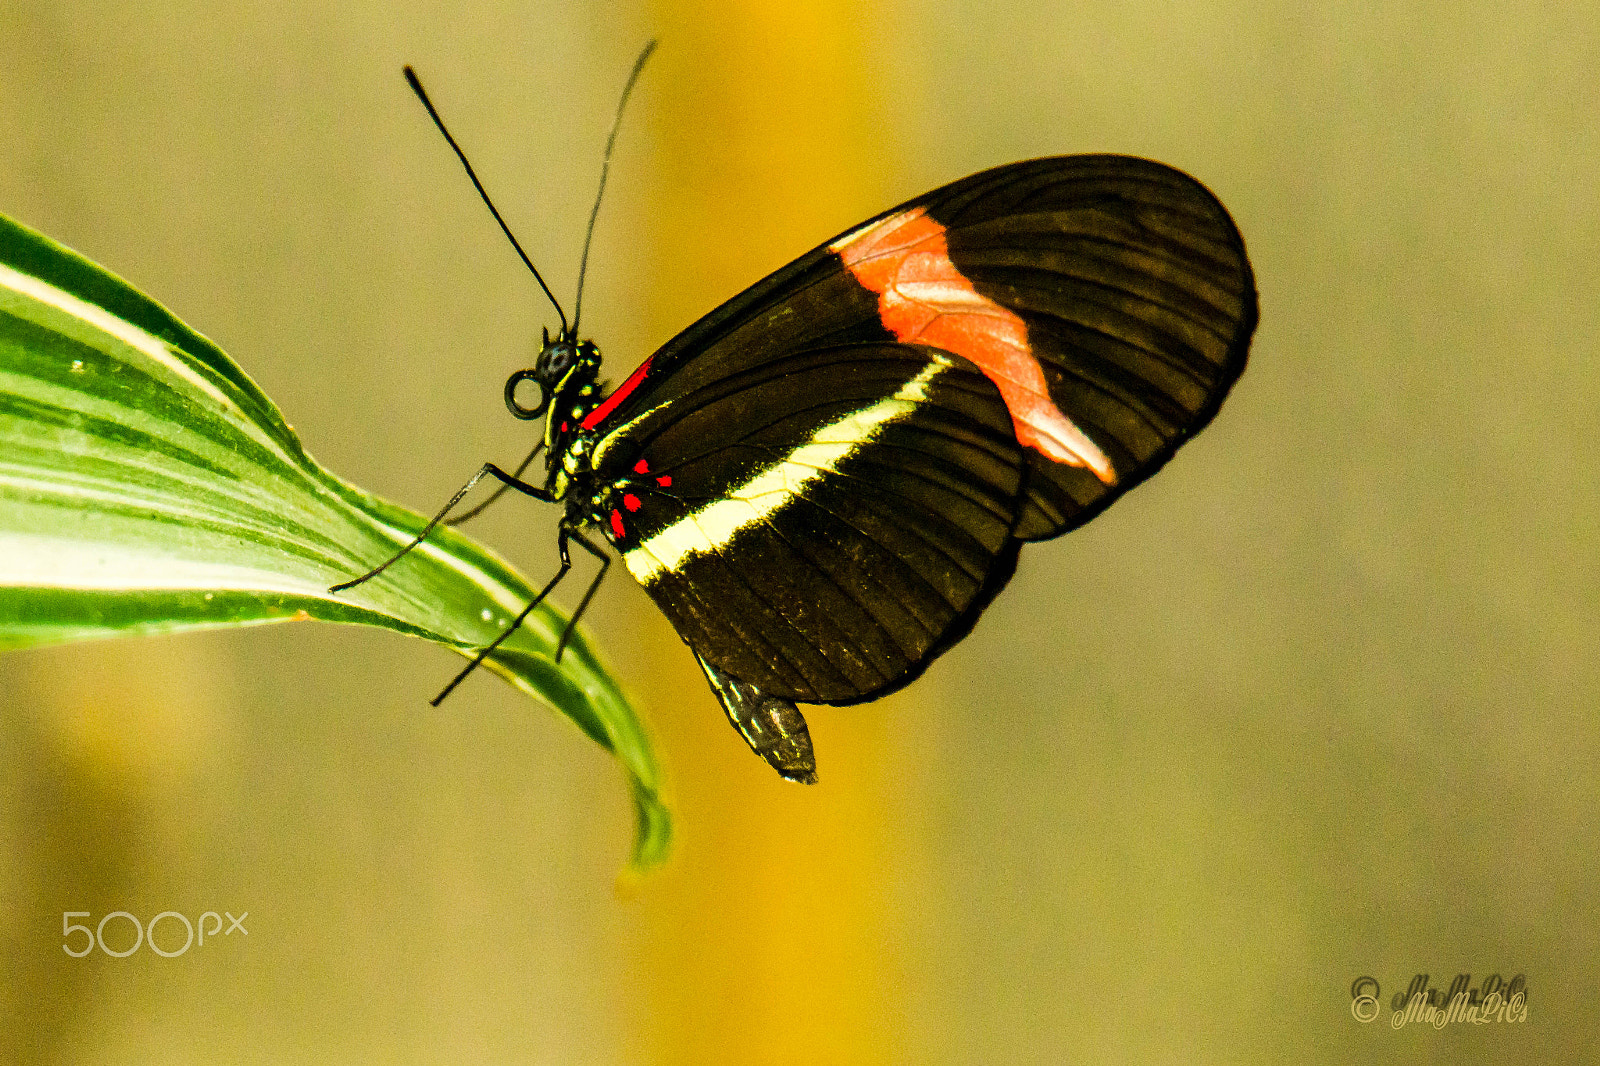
[594, 346, 1025, 703]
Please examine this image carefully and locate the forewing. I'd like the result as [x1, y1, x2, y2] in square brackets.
[593, 156, 1254, 541]
[931, 156, 1256, 539]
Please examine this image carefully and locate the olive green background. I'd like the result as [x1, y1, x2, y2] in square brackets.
[2, 0, 1595, 1062]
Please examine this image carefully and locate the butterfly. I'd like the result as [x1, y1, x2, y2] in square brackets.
[334, 47, 1258, 783]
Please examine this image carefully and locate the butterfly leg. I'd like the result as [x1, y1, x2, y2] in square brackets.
[552, 525, 610, 663]
[444, 441, 545, 527]
[696, 653, 818, 784]
[428, 523, 581, 706]
[329, 461, 552, 593]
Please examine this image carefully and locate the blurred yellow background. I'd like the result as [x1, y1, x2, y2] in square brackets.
[2, 0, 1595, 1062]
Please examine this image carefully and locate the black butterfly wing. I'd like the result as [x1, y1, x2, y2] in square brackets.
[592, 344, 1027, 704]
[929, 156, 1256, 539]
[587, 155, 1255, 517]
[584, 155, 1255, 705]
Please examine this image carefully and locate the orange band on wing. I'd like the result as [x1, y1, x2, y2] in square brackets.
[830, 207, 1116, 484]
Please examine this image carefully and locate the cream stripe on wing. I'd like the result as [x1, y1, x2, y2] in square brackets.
[622, 359, 946, 586]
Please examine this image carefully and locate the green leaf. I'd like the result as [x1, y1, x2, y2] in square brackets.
[0, 210, 669, 872]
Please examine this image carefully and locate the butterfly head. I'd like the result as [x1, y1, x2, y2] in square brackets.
[504, 327, 602, 423]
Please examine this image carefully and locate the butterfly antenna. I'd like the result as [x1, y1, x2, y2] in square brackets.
[572, 39, 657, 337]
[403, 65, 570, 336]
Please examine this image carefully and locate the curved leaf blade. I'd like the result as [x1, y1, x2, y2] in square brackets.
[0, 210, 669, 872]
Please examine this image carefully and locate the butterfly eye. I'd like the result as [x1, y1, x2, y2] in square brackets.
[538, 343, 578, 376]
[503, 369, 548, 420]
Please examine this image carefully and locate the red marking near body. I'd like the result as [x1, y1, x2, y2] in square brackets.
[609, 509, 625, 539]
[623, 493, 641, 512]
[656, 474, 672, 488]
[633, 458, 650, 474]
[560, 420, 568, 433]
[582, 355, 656, 431]
[830, 207, 1116, 484]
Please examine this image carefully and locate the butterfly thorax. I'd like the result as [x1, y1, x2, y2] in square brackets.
[541, 355, 669, 538]
[499, 330, 603, 497]
[510, 331, 655, 539]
